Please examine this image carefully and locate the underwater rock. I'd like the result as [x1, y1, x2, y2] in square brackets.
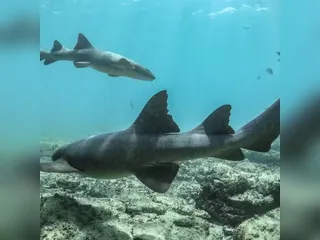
[40, 189, 225, 240]
[191, 159, 280, 227]
[271, 137, 280, 152]
[244, 138, 280, 165]
[40, 140, 280, 240]
[233, 208, 280, 240]
[244, 149, 280, 166]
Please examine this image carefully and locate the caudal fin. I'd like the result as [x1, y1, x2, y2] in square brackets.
[40, 40, 65, 65]
[40, 49, 56, 64]
[40, 49, 47, 61]
[235, 99, 280, 152]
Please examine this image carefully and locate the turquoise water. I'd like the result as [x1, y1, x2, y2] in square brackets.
[2, 0, 286, 143]
[39, 0, 281, 140]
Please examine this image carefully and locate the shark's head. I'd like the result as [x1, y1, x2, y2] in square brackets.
[119, 58, 156, 81]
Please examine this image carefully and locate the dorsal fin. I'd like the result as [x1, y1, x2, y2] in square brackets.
[74, 33, 93, 50]
[50, 40, 64, 52]
[130, 90, 180, 134]
[190, 105, 235, 135]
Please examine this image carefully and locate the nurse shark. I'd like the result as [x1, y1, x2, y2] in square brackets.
[41, 90, 280, 193]
[40, 33, 155, 81]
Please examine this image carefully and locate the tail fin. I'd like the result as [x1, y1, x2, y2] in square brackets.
[235, 99, 280, 152]
[40, 49, 47, 61]
[40, 49, 56, 64]
[40, 40, 65, 65]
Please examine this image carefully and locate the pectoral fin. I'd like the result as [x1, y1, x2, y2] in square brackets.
[119, 58, 135, 69]
[73, 61, 91, 68]
[134, 163, 179, 193]
[108, 74, 119, 77]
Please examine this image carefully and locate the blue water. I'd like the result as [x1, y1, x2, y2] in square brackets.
[38, 0, 282, 140]
[13, 0, 320, 147]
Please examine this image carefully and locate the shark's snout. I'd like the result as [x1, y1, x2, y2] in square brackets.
[144, 69, 156, 81]
[131, 63, 156, 81]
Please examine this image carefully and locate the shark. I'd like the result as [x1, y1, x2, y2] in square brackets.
[40, 33, 156, 81]
[40, 90, 280, 193]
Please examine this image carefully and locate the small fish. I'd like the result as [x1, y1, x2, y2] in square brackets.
[257, 75, 261, 80]
[41, 90, 280, 193]
[130, 100, 134, 109]
[266, 68, 273, 75]
[40, 33, 156, 81]
[276, 51, 280, 56]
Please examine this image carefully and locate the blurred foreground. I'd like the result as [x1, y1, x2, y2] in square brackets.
[0, 15, 38, 48]
[281, 90, 320, 240]
[0, 9, 39, 240]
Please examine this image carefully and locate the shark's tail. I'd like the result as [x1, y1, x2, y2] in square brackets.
[40, 49, 48, 61]
[40, 40, 65, 65]
[186, 97, 280, 161]
[233, 99, 280, 152]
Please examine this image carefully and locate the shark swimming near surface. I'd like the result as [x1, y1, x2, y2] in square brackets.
[40, 33, 156, 81]
[40, 90, 280, 193]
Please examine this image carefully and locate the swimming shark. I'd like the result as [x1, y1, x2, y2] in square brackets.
[40, 33, 156, 81]
[40, 90, 280, 193]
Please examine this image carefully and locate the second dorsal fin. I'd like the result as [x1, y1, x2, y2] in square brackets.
[50, 40, 64, 52]
[189, 105, 235, 135]
[74, 33, 94, 50]
[130, 90, 180, 135]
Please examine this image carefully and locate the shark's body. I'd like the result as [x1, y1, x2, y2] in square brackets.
[40, 33, 155, 81]
[41, 90, 280, 193]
